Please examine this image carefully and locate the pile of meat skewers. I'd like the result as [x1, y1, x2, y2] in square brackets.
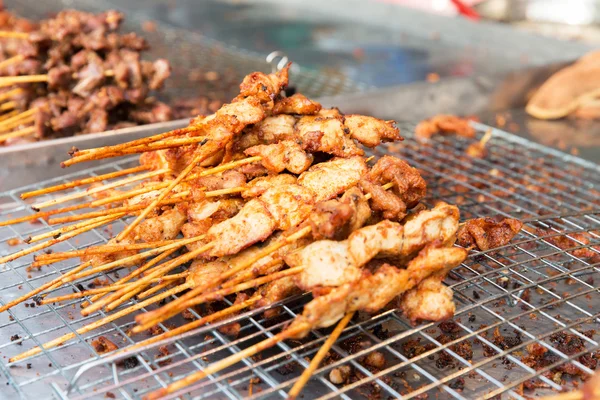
[0, 8, 178, 145]
[0, 64, 524, 399]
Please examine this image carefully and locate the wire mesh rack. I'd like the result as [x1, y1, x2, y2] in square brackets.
[0, 122, 599, 400]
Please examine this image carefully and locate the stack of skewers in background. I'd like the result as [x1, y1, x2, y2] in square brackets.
[0, 8, 176, 146]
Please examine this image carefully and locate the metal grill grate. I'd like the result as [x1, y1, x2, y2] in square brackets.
[0, 122, 599, 399]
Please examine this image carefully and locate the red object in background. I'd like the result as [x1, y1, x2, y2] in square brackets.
[449, 0, 480, 20]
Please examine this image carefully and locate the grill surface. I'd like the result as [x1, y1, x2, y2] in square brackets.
[0, 123, 599, 399]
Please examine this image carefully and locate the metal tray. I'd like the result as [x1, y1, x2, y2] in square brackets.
[0, 121, 599, 399]
[0, 0, 368, 157]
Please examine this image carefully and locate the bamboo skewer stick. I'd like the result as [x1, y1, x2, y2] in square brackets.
[287, 312, 354, 400]
[133, 272, 190, 300]
[81, 241, 215, 316]
[0, 100, 16, 111]
[0, 109, 35, 132]
[72, 135, 211, 160]
[25, 214, 121, 244]
[0, 88, 23, 103]
[8, 278, 200, 363]
[59, 236, 208, 288]
[33, 237, 184, 263]
[115, 296, 260, 356]
[116, 152, 206, 242]
[82, 247, 181, 308]
[104, 279, 180, 313]
[145, 322, 312, 400]
[129, 266, 303, 335]
[0, 125, 35, 143]
[0, 261, 92, 313]
[66, 126, 197, 162]
[32, 168, 169, 209]
[21, 165, 148, 199]
[0, 109, 18, 122]
[0, 74, 47, 88]
[0, 54, 25, 69]
[133, 226, 313, 332]
[0, 31, 30, 39]
[40, 273, 186, 304]
[1, 188, 138, 228]
[0, 70, 116, 89]
[46, 195, 181, 224]
[480, 129, 492, 147]
[0, 216, 116, 265]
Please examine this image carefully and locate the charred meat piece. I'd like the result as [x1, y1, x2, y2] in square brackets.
[457, 217, 523, 250]
[415, 114, 476, 141]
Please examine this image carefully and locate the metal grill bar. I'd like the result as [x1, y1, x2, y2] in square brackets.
[0, 123, 599, 400]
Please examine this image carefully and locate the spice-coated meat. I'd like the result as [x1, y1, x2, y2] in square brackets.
[457, 217, 522, 250]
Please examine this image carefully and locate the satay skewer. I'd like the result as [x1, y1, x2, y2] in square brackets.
[31, 168, 169, 209]
[287, 312, 354, 400]
[0, 214, 119, 264]
[20, 165, 148, 199]
[113, 296, 261, 356]
[10, 264, 298, 363]
[25, 213, 123, 244]
[146, 322, 311, 400]
[46, 186, 244, 225]
[116, 152, 206, 242]
[33, 237, 188, 263]
[0, 54, 25, 69]
[0, 108, 35, 132]
[0, 87, 24, 103]
[63, 126, 199, 165]
[0, 125, 35, 143]
[0, 70, 116, 88]
[132, 225, 313, 332]
[133, 183, 393, 331]
[0, 31, 30, 39]
[59, 236, 209, 287]
[40, 273, 187, 304]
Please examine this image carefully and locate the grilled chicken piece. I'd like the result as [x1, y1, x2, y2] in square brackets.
[255, 276, 302, 318]
[295, 113, 364, 157]
[186, 260, 228, 287]
[237, 65, 289, 104]
[298, 156, 368, 202]
[415, 114, 476, 141]
[308, 187, 371, 240]
[259, 184, 315, 230]
[457, 217, 522, 250]
[244, 140, 313, 174]
[287, 203, 460, 291]
[236, 114, 296, 151]
[272, 93, 322, 115]
[204, 199, 276, 257]
[399, 273, 455, 323]
[365, 156, 426, 209]
[287, 220, 403, 291]
[242, 174, 297, 198]
[359, 179, 406, 220]
[136, 206, 187, 243]
[287, 244, 467, 335]
[344, 115, 402, 147]
[401, 202, 459, 259]
[194, 170, 246, 191]
[229, 232, 312, 284]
